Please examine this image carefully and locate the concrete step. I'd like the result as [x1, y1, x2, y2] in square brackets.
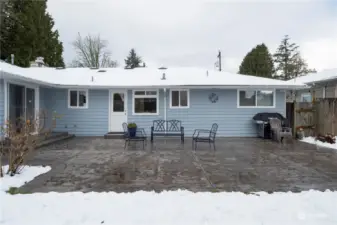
[36, 132, 75, 149]
[104, 132, 125, 139]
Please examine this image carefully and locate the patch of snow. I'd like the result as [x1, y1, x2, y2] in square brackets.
[301, 136, 337, 150]
[0, 165, 51, 192]
[1, 190, 337, 225]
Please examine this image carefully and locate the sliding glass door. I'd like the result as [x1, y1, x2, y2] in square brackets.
[8, 83, 37, 131]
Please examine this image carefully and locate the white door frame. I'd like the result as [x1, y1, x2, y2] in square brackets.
[3, 79, 40, 133]
[108, 89, 127, 132]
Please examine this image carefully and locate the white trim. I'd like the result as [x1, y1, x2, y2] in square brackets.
[164, 88, 167, 122]
[68, 89, 89, 109]
[4, 79, 8, 128]
[169, 89, 190, 109]
[108, 89, 111, 131]
[132, 89, 159, 115]
[237, 89, 276, 108]
[108, 89, 128, 131]
[35, 87, 40, 133]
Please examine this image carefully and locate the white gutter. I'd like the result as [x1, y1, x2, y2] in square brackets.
[163, 88, 167, 133]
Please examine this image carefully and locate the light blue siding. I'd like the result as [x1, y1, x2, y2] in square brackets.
[44, 88, 109, 136]
[0, 79, 4, 129]
[1, 85, 287, 137]
[39, 87, 54, 130]
[127, 89, 165, 135]
[128, 89, 286, 137]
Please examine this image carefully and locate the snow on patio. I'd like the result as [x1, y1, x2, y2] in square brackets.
[1, 166, 337, 225]
[301, 136, 337, 150]
[0, 165, 51, 192]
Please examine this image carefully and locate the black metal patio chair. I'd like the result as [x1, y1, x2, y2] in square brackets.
[192, 123, 218, 150]
[122, 122, 147, 150]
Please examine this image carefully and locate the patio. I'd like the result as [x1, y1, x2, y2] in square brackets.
[20, 137, 337, 193]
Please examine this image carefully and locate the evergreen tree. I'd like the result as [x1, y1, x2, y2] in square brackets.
[124, 48, 142, 69]
[273, 35, 315, 80]
[0, 0, 64, 67]
[238, 43, 274, 78]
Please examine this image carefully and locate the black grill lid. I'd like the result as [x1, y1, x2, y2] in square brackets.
[252, 112, 285, 122]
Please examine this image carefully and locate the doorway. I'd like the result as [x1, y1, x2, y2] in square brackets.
[109, 90, 127, 132]
[8, 83, 37, 132]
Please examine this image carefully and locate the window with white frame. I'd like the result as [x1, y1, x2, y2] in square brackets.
[238, 90, 274, 107]
[300, 93, 312, 102]
[170, 90, 189, 108]
[133, 90, 158, 114]
[68, 89, 88, 108]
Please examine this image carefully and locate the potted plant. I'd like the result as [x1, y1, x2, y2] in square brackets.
[296, 126, 304, 140]
[127, 122, 137, 137]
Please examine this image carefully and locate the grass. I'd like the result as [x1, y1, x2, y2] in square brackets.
[6, 187, 30, 195]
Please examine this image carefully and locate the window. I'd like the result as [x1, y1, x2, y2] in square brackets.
[238, 90, 274, 108]
[301, 93, 312, 102]
[170, 90, 189, 108]
[68, 89, 88, 108]
[133, 90, 158, 114]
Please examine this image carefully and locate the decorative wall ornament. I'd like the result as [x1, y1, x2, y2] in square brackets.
[209, 93, 219, 103]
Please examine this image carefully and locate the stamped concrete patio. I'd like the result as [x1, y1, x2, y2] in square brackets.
[21, 137, 337, 193]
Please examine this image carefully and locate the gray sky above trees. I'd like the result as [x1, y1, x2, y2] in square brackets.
[47, 0, 337, 72]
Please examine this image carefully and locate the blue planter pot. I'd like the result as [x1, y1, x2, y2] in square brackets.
[128, 127, 137, 137]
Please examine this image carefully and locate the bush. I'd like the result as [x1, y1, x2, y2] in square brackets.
[127, 123, 137, 129]
[6, 187, 30, 195]
[315, 134, 336, 144]
[0, 110, 55, 177]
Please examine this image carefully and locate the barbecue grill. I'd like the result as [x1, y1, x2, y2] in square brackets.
[252, 112, 288, 139]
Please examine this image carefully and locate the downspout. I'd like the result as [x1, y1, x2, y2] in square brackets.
[164, 88, 167, 133]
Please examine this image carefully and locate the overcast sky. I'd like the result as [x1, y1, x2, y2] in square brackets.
[47, 0, 337, 72]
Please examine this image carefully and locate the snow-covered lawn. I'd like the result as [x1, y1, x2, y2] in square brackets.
[301, 136, 337, 150]
[1, 166, 337, 225]
[0, 165, 51, 192]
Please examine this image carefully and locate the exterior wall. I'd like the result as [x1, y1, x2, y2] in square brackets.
[128, 89, 286, 137]
[166, 89, 285, 137]
[39, 87, 53, 130]
[0, 79, 4, 130]
[45, 88, 109, 136]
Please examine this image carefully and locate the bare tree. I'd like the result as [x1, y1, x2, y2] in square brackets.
[71, 33, 118, 68]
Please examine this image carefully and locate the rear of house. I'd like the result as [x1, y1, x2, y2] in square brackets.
[0, 62, 302, 137]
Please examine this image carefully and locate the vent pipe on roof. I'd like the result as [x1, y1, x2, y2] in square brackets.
[91, 76, 94, 82]
[11, 54, 14, 65]
[161, 73, 166, 80]
[206, 70, 209, 77]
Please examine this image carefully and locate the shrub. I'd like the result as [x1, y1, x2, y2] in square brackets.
[0, 109, 56, 177]
[127, 123, 137, 129]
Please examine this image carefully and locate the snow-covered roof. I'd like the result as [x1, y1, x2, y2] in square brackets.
[287, 68, 337, 85]
[0, 61, 304, 89]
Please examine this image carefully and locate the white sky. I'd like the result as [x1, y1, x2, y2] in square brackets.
[47, 0, 337, 72]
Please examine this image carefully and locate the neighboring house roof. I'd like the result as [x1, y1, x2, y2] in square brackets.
[287, 68, 337, 85]
[0, 61, 304, 89]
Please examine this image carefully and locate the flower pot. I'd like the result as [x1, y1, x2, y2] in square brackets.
[296, 130, 304, 140]
[128, 127, 137, 137]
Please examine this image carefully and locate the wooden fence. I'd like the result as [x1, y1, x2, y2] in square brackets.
[293, 98, 337, 136]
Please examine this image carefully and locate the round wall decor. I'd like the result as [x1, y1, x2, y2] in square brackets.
[209, 93, 218, 103]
